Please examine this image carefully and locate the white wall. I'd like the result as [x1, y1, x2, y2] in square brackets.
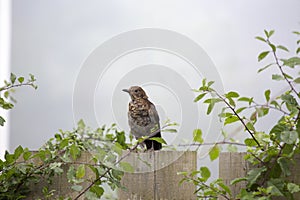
[0, 0, 11, 159]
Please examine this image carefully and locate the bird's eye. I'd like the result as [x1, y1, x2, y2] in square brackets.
[134, 90, 138, 93]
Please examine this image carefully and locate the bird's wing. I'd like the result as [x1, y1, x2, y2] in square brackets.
[148, 103, 160, 133]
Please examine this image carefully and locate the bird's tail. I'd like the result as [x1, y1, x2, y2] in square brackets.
[145, 131, 162, 150]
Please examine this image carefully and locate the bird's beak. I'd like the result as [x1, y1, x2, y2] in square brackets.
[122, 89, 129, 93]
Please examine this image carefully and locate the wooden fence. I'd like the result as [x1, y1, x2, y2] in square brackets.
[219, 152, 300, 200]
[24, 151, 300, 199]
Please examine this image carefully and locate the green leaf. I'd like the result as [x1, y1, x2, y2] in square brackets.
[238, 97, 253, 105]
[227, 144, 238, 152]
[257, 63, 274, 73]
[77, 119, 85, 129]
[256, 107, 269, 117]
[218, 181, 231, 195]
[268, 30, 275, 38]
[90, 185, 104, 198]
[224, 115, 239, 125]
[14, 145, 24, 160]
[277, 157, 291, 176]
[282, 144, 294, 157]
[231, 177, 247, 185]
[119, 162, 134, 173]
[264, 30, 269, 37]
[282, 57, 300, 67]
[280, 130, 298, 144]
[294, 77, 300, 84]
[226, 91, 239, 98]
[270, 43, 276, 52]
[227, 97, 236, 107]
[194, 93, 206, 102]
[149, 137, 167, 144]
[0, 116, 5, 126]
[270, 124, 289, 140]
[162, 128, 177, 133]
[4, 91, 9, 98]
[23, 150, 32, 161]
[204, 98, 221, 115]
[200, 166, 211, 181]
[70, 144, 80, 160]
[283, 72, 293, 79]
[10, 73, 16, 84]
[255, 36, 266, 43]
[29, 73, 36, 81]
[267, 178, 284, 196]
[50, 162, 63, 174]
[209, 145, 220, 161]
[177, 171, 188, 176]
[17, 77, 25, 83]
[193, 129, 203, 144]
[244, 138, 257, 147]
[293, 31, 300, 35]
[4, 151, 15, 164]
[246, 122, 255, 132]
[282, 94, 298, 113]
[236, 107, 246, 114]
[269, 163, 282, 179]
[207, 81, 215, 87]
[287, 183, 300, 193]
[76, 164, 85, 179]
[272, 74, 284, 81]
[258, 51, 270, 62]
[59, 139, 69, 149]
[247, 167, 267, 187]
[71, 185, 83, 192]
[277, 45, 289, 52]
[3, 103, 14, 110]
[264, 89, 271, 102]
[297, 47, 300, 54]
[202, 78, 206, 86]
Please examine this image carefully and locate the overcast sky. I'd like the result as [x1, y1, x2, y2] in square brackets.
[2, 0, 299, 178]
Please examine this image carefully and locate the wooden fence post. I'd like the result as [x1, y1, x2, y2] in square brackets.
[118, 151, 197, 200]
[219, 152, 300, 199]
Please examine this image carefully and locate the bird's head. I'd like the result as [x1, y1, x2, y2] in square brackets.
[122, 86, 148, 100]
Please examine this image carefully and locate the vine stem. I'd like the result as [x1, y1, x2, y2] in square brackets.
[214, 91, 262, 148]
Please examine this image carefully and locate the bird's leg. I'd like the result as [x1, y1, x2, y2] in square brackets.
[139, 142, 147, 152]
[145, 141, 155, 152]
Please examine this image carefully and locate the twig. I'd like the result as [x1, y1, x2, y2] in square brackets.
[0, 82, 35, 92]
[267, 38, 298, 96]
[213, 91, 262, 148]
[248, 103, 290, 116]
[189, 177, 230, 200]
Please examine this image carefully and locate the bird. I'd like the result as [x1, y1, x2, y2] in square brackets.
[122, 86, 162, 150]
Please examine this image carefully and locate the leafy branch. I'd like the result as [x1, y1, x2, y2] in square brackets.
[0, 118, 176, 199]
[0, 73, 37, 126]
[259, 30, 299, 96]
[182, 30, 300, 199]
[74, 122, 173, 199]
[193, 79, 261, 148]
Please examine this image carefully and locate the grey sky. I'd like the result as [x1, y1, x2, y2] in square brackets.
[5, 0, 300, 178]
